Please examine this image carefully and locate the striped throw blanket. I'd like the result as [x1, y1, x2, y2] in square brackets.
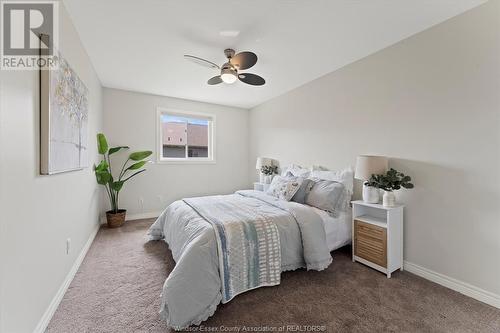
[184, 195, 281, 302]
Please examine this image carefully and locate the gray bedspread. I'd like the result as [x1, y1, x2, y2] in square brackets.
[147, 190, 332, 330]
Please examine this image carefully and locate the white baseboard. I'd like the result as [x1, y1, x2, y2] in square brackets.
[125, 211, 161, 221]
[33, 223, 100, 333]
[404, 260, 500, 309]
[99, 211, 161, 224]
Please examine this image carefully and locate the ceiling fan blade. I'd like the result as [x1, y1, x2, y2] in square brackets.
[238, 73, 265, 86]
[207, 75, 223, 85]
[230, 51, 257, 70]
[184, 55, 220, 69]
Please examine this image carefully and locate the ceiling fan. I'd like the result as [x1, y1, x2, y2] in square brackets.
[184, 49, 265, 86]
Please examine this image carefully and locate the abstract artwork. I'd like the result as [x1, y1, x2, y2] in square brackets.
[40, 48, 89, 174]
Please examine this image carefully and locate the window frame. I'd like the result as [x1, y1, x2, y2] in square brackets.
[156, 107, 216, 164]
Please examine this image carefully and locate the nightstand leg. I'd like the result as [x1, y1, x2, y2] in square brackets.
[387, 272, 391, 278]
[400, 266, 404, 272]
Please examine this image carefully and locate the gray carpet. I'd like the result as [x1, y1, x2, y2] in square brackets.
[46, 219, 500, 333]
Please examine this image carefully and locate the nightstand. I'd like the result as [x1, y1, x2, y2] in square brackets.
[253, 182, 270, 192]
[351, 200, 404, 278]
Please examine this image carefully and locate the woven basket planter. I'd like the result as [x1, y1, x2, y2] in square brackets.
[106, 209, 126, 228]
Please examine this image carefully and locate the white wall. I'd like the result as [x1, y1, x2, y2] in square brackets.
[0, 4, 103, 333]
[103, 88, 249, 215]
[249, 0, 500, 297]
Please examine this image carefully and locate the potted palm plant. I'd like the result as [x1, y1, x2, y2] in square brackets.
[94, 133, 152, 228]
[368, 168, 414, 207]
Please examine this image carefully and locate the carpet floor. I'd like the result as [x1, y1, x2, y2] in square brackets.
[46, 219, 500, 333]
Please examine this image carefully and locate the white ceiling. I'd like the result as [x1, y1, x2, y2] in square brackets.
[63, 0, 486, 109]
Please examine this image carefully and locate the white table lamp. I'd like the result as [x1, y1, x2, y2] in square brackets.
[355, 155, 388, 203]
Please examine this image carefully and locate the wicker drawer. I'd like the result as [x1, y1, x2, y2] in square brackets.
[354, 220, 387, 268]
[355, 220, 386, 240]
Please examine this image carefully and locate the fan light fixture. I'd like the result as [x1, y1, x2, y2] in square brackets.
[184, 49, 265, 86]
[221, 68, 237, 84]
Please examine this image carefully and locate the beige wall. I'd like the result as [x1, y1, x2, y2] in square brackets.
[103, 88, 249, 215]
[249, 0, 499, 297]
[0, 4, 104, 333]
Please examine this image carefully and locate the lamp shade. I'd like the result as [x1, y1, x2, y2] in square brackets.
[256, 157, 273, 170]
[354, 155, 388, 180]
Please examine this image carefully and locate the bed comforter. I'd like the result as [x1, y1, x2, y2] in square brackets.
[147, 190, 332, 330]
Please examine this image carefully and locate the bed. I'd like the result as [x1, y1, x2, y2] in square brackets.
[147, 167, 353, 330]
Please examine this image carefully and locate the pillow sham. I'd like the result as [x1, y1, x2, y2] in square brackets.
[290, 178, 315, 204]
[310, 166, 354, 193]
[311, 165, 329, 171]
[280, 164, 310, 178]
[305, 180, 345, 214]
[266, 175, 303, 201]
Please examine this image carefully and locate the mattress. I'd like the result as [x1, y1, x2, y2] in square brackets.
[310, 206, 352, 251]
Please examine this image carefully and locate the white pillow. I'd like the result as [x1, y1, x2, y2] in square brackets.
[311, 165, 329, 171]
[310, 166, 354, 193]
[281, 164, 310, 178]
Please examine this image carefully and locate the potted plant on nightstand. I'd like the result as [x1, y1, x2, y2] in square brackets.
[261, 165, 278, 184]
[94, 133, 152, 228]
[368, 168, 414, 207]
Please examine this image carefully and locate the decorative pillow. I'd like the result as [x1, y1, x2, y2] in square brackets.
[305, 180, 345, 214]
[280, 164, 310, 178]
[266, 176, 304, 201]
[291, 178, 315, 204]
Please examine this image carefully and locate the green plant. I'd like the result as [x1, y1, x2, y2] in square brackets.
[366, 168, 414, 192]
[261, 165, 278, 176]
[94, 133, 152, 213]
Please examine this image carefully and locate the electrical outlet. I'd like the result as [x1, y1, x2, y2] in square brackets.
[66, 238, 71, 255]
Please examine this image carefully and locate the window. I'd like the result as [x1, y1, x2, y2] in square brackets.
[157, 108, 215, 163]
